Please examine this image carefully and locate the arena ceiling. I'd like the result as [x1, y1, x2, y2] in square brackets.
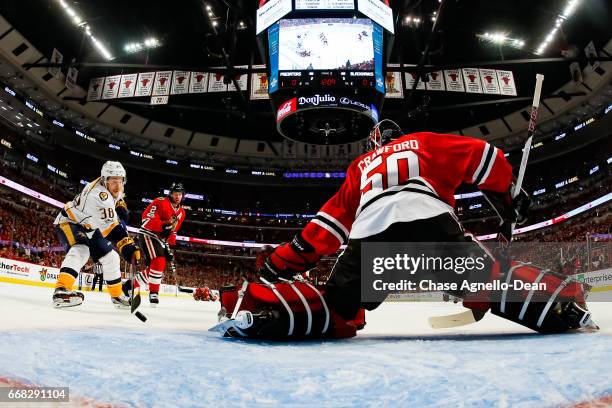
[1, 0, 611, 142]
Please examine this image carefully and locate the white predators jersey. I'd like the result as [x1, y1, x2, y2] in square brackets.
[54, 177, 120, 237]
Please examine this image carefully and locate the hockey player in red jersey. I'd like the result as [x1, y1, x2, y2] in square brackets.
[125, 182, 186, 306]
[214, 120, 596, 339]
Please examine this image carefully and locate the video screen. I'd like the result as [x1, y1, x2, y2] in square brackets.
[278, 18, 374, 71]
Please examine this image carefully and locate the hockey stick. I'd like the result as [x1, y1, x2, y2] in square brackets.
[428, 74, 545, 329]
[129, 261, 147, 322]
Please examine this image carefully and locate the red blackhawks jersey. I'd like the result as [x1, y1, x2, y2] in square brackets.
[302, 132, 513, 256]
[141, 197, 186, 246]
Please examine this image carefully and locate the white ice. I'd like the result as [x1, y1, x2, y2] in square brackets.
[1, 282, 611, 407]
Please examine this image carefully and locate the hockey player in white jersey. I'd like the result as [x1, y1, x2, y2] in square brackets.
[52, 161, 141, 308]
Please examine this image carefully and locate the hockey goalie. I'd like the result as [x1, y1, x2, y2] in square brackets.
[212, 121, 598, 339]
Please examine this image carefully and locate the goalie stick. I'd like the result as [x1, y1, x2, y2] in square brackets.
[429, 74, 545, 329]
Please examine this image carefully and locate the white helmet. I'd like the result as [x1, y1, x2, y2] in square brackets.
[101, 161, 126, 184]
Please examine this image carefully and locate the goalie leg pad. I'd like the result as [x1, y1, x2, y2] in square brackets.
[217, 281, 360, 339]
[466, 262, 594, 334]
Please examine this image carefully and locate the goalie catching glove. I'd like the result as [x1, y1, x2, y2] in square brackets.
[258, 233, 321, 282]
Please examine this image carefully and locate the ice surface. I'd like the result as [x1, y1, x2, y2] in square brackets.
[1, 282, 611, 407]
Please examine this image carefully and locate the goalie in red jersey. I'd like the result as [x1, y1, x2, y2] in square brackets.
[124, 182, 186, 306]
[214, 120, 596, 339]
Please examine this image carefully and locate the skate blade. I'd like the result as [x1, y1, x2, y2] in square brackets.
[150, 303, 158, 308]
[53, 298, 83, 308]
[113, 303, 131, 310]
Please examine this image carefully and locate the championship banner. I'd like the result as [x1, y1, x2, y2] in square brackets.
[171, 70, 191, 95]
[307, 144, 321, 158]
[118, 73, 138, 98]
[462, 68, 483, 94]
[208, 72, 228, 92]
[102, 75, 121, 99]
[283, 140, 297, 158]
[227, 65, 249, 92]
[443, 69, 465, 92]
[152, 71, 172, 96]
[385, 64, 403, 98]
[135, 72, 155, 97]
[189, 71, 208, 93]
[496, 70, 517, 96]
[332, 144, 348, 158]
[48, 48, 63, 78]
[86, 77, 104, 101]
[479, 68, 500, 95]
[404, 72, 425, 90]
[250, 70, 269, 100]
[65, 67, 78, 91]
[425, 70, 445, 91]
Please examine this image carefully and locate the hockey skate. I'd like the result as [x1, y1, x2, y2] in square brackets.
[111, 295, 131, 309]
[52, 287, 84, 308]
[209, 309, 280, 337]
[562, 302, 599, 333]
[149, 292, 159, 308]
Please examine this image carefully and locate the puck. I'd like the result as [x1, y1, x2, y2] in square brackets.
[135, 311, 147, 322]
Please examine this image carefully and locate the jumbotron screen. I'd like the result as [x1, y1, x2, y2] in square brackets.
[278, 18, 374, 71]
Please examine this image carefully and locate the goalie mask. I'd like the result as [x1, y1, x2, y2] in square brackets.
[366, 119, 404, 151]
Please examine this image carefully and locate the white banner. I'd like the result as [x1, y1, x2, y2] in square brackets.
[208, 72, 228, 92]
[283, 140, 297, 158]
[152, 71, 172, 96]
[250, 67, 269, 100]
[86, 77, 104, 101]
[479, 68, 500, 94]
[65, 67, 78, 90]
[49, 48, 63, 78]
[135, 72, 155, 97]
[189, 72, 209, 93]
[171, 70, 191, 95]
[496, 70, 517, 96]
[118, 73, 138, 98]
[385, 65, 403, 98]
[443, 69, 465, 92]
[227, 66, 249, 92]
[102, 75, 121, 99]
[404, 72, 425, 90]
[462, 68, 483, 94]
[425, 71, 445, 91]
[307, 144, 321, 158]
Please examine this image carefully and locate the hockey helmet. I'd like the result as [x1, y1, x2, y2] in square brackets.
[366, 119, 404, 151]
[101, 161, 126, 185]
[168, 182, 185, 202]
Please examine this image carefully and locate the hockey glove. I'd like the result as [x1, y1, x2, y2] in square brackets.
[117, 236, 141, 265]
[483, 184, 531, 242]
[165, 247, 175, 263]
[257, 233, 320, 283]
[160, 223, 173, 239]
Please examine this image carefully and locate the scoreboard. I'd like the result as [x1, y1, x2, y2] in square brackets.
[278, 71, 376, 90]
